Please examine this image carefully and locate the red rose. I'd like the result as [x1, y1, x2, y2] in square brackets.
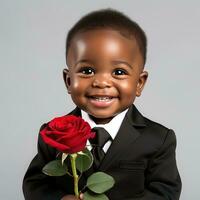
[40, 115, 95, 154]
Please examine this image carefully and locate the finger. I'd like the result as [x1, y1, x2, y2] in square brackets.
[79, 193, 84, 199]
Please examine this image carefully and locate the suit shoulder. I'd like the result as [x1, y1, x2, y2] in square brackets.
[142, 116, 176, 145]
[40, 107, 80, 127]
[144, 117, 170, 132]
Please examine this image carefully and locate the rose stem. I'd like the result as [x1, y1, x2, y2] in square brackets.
[70, 154, 79, 198]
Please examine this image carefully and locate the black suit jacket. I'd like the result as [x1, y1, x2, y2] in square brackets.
[23, 105, 181, 200]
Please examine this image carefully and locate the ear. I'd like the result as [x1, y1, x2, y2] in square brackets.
[136, 71, 148, 97]
[63, 68, 71, 94]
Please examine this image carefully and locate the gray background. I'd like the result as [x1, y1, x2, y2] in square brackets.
[1, 0, 199, 199]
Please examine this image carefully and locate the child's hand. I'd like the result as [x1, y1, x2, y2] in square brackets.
[61, 193, 84, 200]
[61, 195, 77, 200]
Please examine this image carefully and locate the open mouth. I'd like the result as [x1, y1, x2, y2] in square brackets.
[90, 96, 114, 102]
[87, 95, 117, 107]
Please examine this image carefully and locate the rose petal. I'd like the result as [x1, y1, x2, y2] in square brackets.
[40, 115, 94, 153]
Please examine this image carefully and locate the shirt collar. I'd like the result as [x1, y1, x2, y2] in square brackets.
[81, 109, 128, 140]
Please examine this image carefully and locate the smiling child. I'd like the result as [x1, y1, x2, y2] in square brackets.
[23, 9, 181, 200]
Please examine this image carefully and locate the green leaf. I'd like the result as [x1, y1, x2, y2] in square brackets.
[87, 172, 115, 194]
[76, 149, 93, 173]
[84, 191, 109, 200]
[82, 148, 93, 162]
[42, 160, 68, 176]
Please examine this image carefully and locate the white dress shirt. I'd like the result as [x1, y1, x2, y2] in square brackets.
[81, 109, 128, 153]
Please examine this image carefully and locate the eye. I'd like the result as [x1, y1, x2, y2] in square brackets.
[79, 67, 95, 75]
[113, 68, 128, 76]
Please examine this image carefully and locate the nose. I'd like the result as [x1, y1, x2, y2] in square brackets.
[92, 74, 112, 88]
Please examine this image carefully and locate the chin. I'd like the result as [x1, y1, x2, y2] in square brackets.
[88, 111, 116, 122]
[89, 111, 114, 118]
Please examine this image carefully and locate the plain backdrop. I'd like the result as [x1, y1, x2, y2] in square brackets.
[1, 0, 199, 199]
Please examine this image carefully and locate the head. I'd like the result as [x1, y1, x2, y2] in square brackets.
[63, 8, 148, 124]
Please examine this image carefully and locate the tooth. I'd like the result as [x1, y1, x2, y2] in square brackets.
[94, 97, 111, 101]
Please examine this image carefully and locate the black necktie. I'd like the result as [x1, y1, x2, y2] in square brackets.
[90, 127, 111, 169]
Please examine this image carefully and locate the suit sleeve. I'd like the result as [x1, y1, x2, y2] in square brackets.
[22, 124, 66, 200]
[138, 129, 182, 200]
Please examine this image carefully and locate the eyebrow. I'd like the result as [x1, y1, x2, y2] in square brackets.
[74, 59, 92, 67]
[111, 60, 133, 69]
[74, 59, 132, 69]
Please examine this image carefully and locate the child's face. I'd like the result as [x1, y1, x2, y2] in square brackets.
[64, 29, 148, 124]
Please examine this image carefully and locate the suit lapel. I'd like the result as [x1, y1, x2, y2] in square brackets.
[99, 105, 146, 170]
[67, 107, 82, 117]
[65, 105, 146, 172]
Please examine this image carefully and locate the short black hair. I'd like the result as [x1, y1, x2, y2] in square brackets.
[66, 8, 147, 64]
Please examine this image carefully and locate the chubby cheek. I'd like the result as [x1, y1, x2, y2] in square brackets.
[69, 77, 88, 101]
[71, 80, 80, 92]
[118, 81, 137, 97]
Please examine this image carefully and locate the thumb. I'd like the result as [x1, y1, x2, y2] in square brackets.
[79, 193, 84, 200]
